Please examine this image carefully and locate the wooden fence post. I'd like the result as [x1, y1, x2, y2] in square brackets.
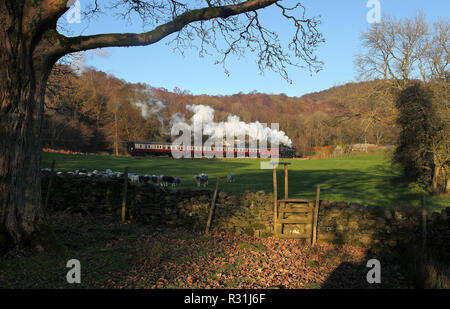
[421, 195, 427, 253]
[312, 185, 321, 246]
[206, 178, 220, 233]
[273, 165, 278, 234]
[44, 160, 56, 210]
[284, 164, 288, 200]
[121, 167, 129, 223]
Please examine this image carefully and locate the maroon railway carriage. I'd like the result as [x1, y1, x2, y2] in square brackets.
[126, 141, 296, 158]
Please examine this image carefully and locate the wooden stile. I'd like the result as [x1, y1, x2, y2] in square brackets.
[271, 162, 320, 243]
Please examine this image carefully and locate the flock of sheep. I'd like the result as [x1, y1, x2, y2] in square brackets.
[41, 168, 236, 188]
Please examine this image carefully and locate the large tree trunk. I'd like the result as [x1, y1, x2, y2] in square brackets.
[0, 3, 52, 248]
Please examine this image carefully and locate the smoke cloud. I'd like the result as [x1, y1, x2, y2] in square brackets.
[69, 52, 87, 76]
[171, 104, 293, 147]
[131, 87, 167, 125]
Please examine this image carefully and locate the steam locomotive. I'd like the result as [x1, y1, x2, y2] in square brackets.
[127, 141, 296, 158]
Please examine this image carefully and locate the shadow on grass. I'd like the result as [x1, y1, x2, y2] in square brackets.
[320, 217, 450, 289]
[321, 249, 409, 289]
[216, 166, 425, 210]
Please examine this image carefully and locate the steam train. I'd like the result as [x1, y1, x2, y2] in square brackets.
[127, 141, 296, 158]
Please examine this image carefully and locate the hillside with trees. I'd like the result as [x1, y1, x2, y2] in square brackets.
[43, 66, 399, 156]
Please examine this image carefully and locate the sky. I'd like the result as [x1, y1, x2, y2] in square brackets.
[62, 0, 450, 97]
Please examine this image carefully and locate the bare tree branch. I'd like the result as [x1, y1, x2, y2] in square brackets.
[50, 0, 323, 81]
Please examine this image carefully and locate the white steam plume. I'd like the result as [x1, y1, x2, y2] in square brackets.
[171, 104, 293, 147]
[131, 87, 167, 125]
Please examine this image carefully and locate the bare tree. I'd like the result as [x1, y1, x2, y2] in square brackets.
[0, 1, 323, 248]
[424, 19, 450, 82]
[355, 13, 434, 88]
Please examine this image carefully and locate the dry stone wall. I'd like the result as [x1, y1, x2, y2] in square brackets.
[41, 172, 450, 256]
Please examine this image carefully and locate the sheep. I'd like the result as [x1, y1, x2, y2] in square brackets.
[161, 175, 176, 187]
[200, 174, 208, 186]
[128, 173, 140, 184]
[139, 175, 152, 184]
[227, 174, 235, 183]
[194, 175, 201, 187]
[151, 175, 161, 185]
[194, 174, 209, 187]
[173, 177, 181, 187]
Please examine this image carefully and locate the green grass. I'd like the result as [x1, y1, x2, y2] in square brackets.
[42, 151, 449, 211]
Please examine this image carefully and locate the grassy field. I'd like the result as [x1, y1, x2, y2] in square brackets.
[42, 150, 449, 212]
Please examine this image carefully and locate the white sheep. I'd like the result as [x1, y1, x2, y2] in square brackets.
[227, 174, 235, 183]
[128, 173, 140, 183]
[151, 175, 161, 184]
[194, 174, 209, 187]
